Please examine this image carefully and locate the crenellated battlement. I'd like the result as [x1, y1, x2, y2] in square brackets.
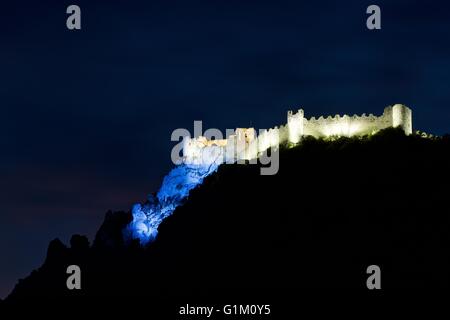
[183, 104, 413, 164]
[298, 104, 412, 138]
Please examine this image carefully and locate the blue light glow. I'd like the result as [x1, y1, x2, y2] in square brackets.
[124, 161, 220, 244]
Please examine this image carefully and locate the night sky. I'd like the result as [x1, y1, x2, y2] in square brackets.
[1, 0, 449, 297]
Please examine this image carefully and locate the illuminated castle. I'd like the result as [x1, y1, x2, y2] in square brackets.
[183, 104, 412, 164]
[129, 104, 413, 243]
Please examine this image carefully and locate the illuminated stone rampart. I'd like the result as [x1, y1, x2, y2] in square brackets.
[183, 104, 412, 164]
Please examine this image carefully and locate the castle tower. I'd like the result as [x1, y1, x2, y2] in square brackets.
[235, 128, 257, 160]
[392, 104, 412, 135]
[287, 109, 304, 143]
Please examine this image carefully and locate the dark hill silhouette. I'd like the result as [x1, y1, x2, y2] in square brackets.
[4, 128, 450, 306]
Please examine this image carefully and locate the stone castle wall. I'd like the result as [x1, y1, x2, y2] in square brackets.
[183, 104, 412, 164]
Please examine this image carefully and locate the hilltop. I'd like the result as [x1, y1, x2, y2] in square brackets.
[5, 128, 450, 305]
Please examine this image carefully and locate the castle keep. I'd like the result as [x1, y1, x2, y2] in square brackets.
[183, 104, 412, 165]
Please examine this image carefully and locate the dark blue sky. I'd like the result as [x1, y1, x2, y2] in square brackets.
[1, 0, 449, 297]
